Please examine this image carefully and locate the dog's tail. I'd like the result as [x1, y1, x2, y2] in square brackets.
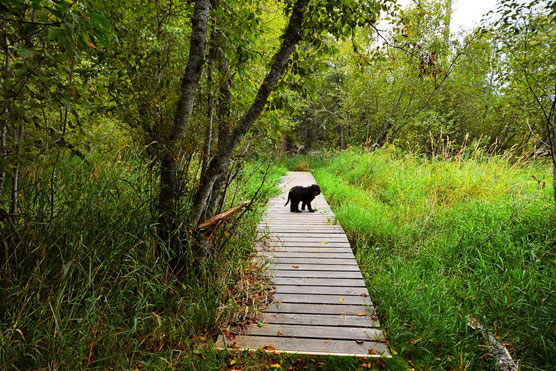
[284, 191, 291, 206]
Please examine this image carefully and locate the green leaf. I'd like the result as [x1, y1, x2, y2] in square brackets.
[90, 12, 111, 29]
[17, 48, 32, 58]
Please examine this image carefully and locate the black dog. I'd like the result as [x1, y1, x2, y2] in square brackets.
[284, 184, 321, 213]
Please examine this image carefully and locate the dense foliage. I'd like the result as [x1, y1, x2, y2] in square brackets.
[1, 0, 555, 369]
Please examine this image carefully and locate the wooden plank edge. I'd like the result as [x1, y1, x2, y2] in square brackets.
[214, 338, 391, 359]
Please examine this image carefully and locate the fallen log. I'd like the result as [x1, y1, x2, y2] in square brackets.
[467, 315, 519, 371]
[197, 201, 250, 238]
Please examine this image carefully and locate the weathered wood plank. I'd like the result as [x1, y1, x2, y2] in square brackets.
[272, 277, 366, 287]
[215, 335, 389, 358]
[243, 324, 384, 341]
[260, 247, 353, 253]
[271, 264, 360, 271]
[267, 234, 349, 239]
[269, 270, 362, 279]
[261, 241, 352, 248]
[260, 226, 344, 232]
[260, 312, 380, 328]
[260, 230, 346, 236]
[260, 257, 359, 265]
[274, 293, 372, 305]
[260, 252, 355, 259]
[259, 224, 342, 229]
[265, 303, 375, 315]
[274, 285, 370, 296]
[261, 217, 335, 222]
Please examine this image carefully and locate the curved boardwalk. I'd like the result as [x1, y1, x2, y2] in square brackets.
[216, 171, 390, 357]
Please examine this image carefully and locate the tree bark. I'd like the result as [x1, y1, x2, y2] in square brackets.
[158, 0, 211, 242]
[191, 0, 310, 223]
[9, 125, 23, 216]
[340, 123, 345, 150]
[0, 34, 9, 199]
[201, 6, 232, 220]
[201, 58, 214, 176]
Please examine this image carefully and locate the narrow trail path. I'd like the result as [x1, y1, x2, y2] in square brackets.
[217, 171, 390, 357]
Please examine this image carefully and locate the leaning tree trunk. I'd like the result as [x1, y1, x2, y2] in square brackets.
[158, 0, 211, 245]
[198, 6, 233, 222]
[550, 105, 556, 217]
[0, 34, 10, 199]
[191, 0, 310, 224]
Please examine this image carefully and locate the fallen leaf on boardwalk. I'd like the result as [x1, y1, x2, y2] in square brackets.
[370, 314, 378, 320]
[339, 298, 344, 303]
[262, 344, 276, 352]
[358, 312, 365, 316]
[323, 339, 333, 344]
[257, 322, 264, 327]
[270, 364, 282, 369]
[277, 331, 284, 336]
[368, 348, 376, 355]
[292, 265, 300, 268]
[318, 241, 328, 244]
[360, 293, 368, 297]
[355, 339, 364, 344]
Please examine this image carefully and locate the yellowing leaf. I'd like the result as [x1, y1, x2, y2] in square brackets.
[292, 265, 300, 268]
[339, 298, 344, 303]
[277, 331, 284, 336]
[15, 328, 25, 341]
[358, 312, 365, 316]
[85, 36, 98, 50]
[271, 364, 282, 369]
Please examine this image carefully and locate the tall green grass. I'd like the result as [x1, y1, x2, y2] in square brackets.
[286, 147, 555, 370]
[0, 150, 286, 369]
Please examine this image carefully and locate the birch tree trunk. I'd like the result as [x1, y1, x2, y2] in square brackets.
[158, 0, 211, 243]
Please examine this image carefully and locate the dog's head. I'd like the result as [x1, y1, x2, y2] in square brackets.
[310, 184, 321, 197]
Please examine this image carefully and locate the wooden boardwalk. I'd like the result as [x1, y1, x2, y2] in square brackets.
[216, 171, 389, 357]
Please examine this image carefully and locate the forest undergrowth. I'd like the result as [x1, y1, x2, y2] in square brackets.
[284, 146, 555, 370]
[0, 149, 289, 369]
